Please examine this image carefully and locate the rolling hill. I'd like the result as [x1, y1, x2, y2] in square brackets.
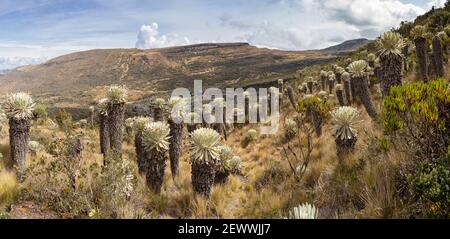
[0, 40, 368, 115]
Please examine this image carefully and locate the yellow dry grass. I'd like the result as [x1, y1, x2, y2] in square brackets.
[0, 170, 19, 209]
[0, 72, 418, 218]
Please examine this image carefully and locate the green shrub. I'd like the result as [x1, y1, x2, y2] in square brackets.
[383, 79, 450, 218]
[22, 148, 146, 219]
[297, 95, 331, 120]
[377, 137, 391, 152]
[382, 79, 450, 161]
[55, 109, 73, 132]
[410, 152, 450, 218]
[242, 129, 258, 148]
[0, 211, 10, 219]
[33, 103, 48, 120]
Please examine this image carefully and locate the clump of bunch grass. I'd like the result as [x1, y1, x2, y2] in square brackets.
[0, 170, 19, 209]
[242, 129, 258, 148]
[284, 118, 298, 141]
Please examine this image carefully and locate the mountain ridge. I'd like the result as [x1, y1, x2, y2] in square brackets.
[0, 39, 368, 113]
[320, 38, 370, 53]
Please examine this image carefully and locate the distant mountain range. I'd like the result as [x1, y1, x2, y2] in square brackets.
[0, 69, 12, 75]
[320, 38, 370, 54]
[0, 56, 48, 72]
[0, 39, 368, 115]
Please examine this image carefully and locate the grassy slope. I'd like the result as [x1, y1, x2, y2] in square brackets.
[0, 76, 411, 218]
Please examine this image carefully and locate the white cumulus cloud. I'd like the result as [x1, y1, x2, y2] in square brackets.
[321, 0, 425, 31]
[135, 22, 193, 49]
[220, 0, 427, 50]
[427, 0, 446, 8]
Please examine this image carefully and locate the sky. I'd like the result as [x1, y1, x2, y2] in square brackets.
[0, 0, 446, 70]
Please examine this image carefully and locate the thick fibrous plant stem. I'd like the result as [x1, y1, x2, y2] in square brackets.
[104, 85, 127, 158]
[379, 52, 403, 98]
[4, 92, 35, 178]
[131, 119, 152, 174]
[312, 108, 323, 137]
[190, 128, 220, 198]
[187, 112, 201, 134]
[335, 85, 345, 106]
[213, 123, 226, 140]
[377, 32, 405, 97]
[9, 118, 31, 177]
[245, 96, 250, 124]
[402, 44, 409, 71]
[432, 35, 445, 78]
[278, 79, 284, 94]
[144, 149, 166, 193]
[343, 80, 352, 105]
[169, 118, 183, 178]
[353, 75, 378, 119]
[214, 170, 230, 184]
[286, 85, 297, 110]
[336, 137, 357, 160]
[135, 130, 144, 174]
[335, 70, 343, 84]
[328, 79, 335, 94]
[307, 81, 314, 94]
[374, 64, 382, 85]
[89, 108, 95, 126]
[350, 78, 357, 104]
[141, 122, 170, 194]
[429, 52, 437, 79]
[99, 114, 110, 156]
[191, 161, 216, 197]
[414, 36, 428, 81]
[278, 80, 284, 106]
[348, 60, 378, 119]
[108, 103, 125, 156]
[320, 72, 327, 91]
[154, 107, 164, 121]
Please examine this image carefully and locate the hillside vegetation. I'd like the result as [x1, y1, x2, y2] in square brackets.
[0, 40, 368, 119]
[0, 6, 449, 219]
